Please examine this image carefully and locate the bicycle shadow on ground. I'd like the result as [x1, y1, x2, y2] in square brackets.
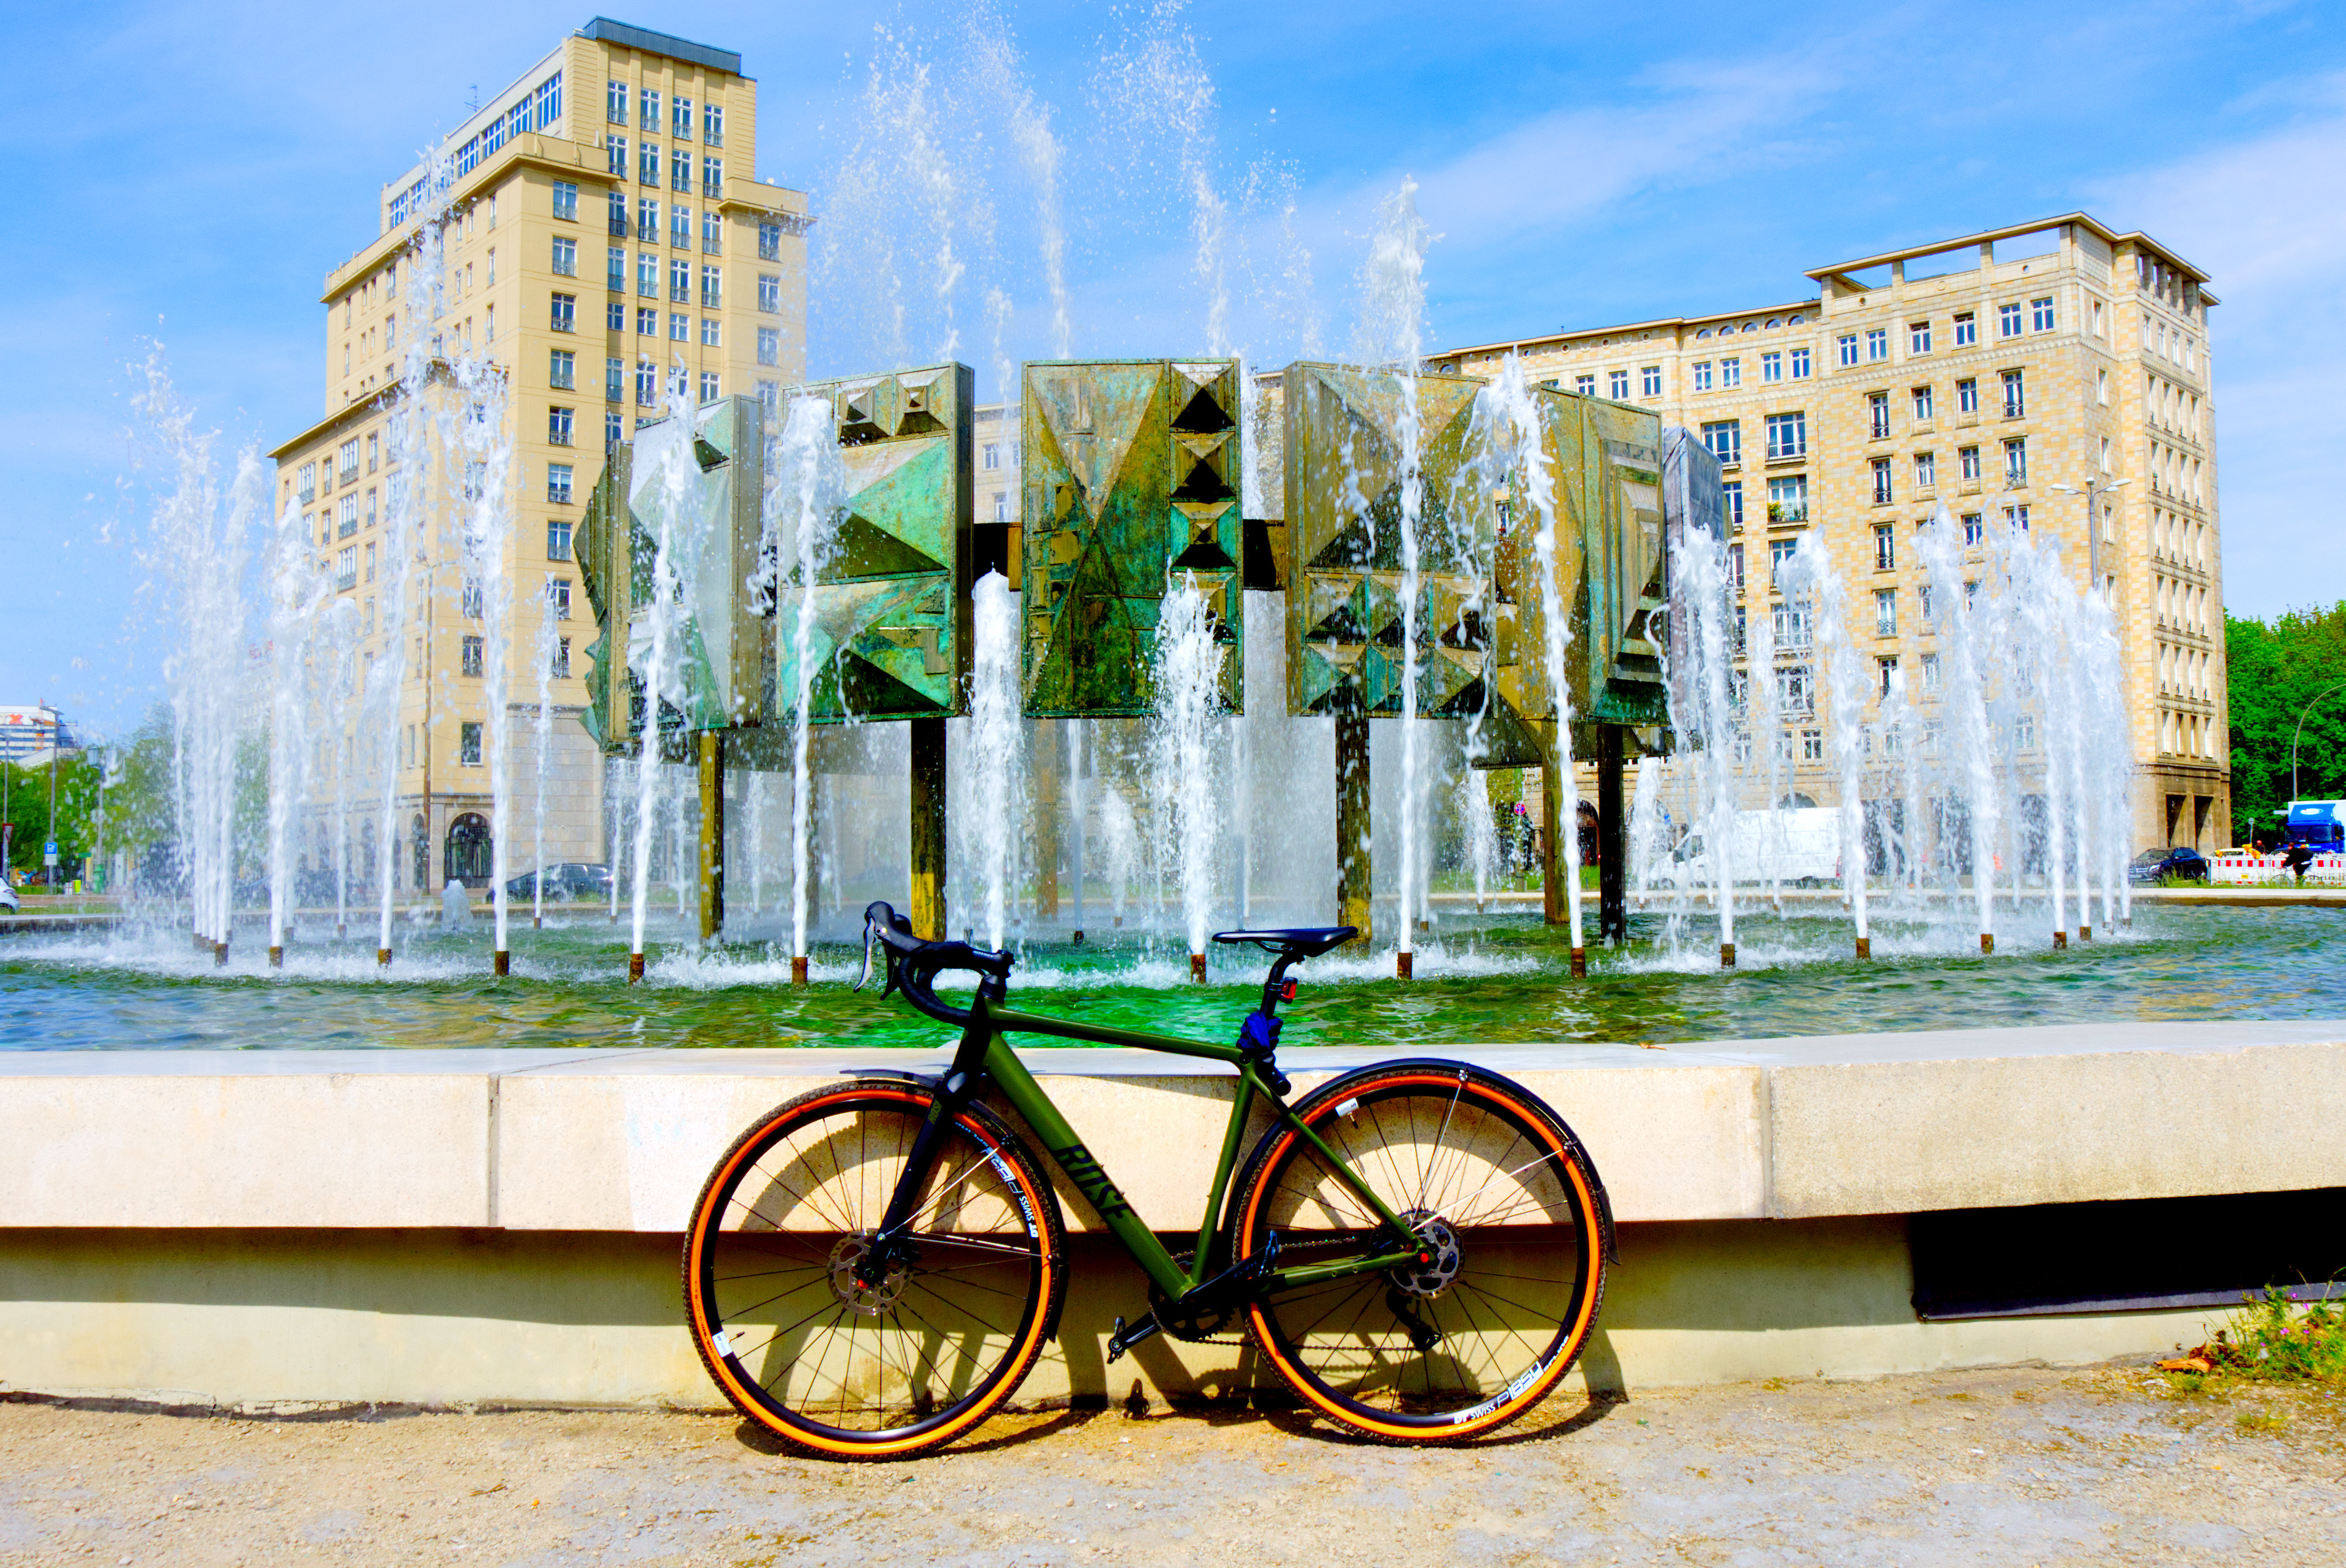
[727, 1408, 1090, 1462]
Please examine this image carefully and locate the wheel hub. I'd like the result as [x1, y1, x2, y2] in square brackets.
[1389, 1211, 1462, 1297]
[829, 1232, 910, 1316]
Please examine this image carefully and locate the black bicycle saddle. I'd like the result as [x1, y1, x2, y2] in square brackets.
[1210, 927, 1357, 959]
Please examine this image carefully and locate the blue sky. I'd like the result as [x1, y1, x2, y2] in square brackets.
[7, 0, 2345, 735]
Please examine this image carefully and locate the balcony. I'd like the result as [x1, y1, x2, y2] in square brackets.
[608, 216, 629, 238]
[1767, 503, 1808, 525]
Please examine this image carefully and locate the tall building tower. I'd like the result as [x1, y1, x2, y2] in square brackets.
[270, 18, 810, 893]
[1435, 215, 2225, 852]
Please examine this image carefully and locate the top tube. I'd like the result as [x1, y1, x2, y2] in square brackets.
[979, 1000, 1246, 1065]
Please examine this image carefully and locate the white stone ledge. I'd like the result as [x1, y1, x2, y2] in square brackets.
[1, 1019, 2340, 1232]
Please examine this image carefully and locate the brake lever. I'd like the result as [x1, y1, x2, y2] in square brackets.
[854, 915, 884, 993]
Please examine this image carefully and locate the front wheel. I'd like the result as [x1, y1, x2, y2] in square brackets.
[1232, 1062, 1609, 1443]
[682, 1082, 1065, 1459]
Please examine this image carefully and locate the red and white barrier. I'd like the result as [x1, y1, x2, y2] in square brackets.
[2211, 851, 2346, 887]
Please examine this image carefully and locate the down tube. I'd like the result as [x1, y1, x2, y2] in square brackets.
[981, 1034, 1189, 1298]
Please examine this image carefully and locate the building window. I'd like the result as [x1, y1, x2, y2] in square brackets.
[992, 492, 1010, 522]
[1789, 346, 1811, 379]
[1761, 351, 1782, 384]
[1998, 301, 2023, 337]
[1956, 377, 1978, 415]
[547, 465, 574, 508]
[604, 356, 624, 402]
[1921, 652, 1941, 691]
[758, 274, 782, 313]
[756, 327, 780, 367]
[339, 495, 358, 537]
[669, 312, 688, 341]
[364, 541, 375, 582]
[1871, 458, 1893, 505]
[1868, 393, 1890, 440]
[2004, 437, 2028, 486]
[298, 462, 316, 503]
[607, 79, 628, 125]
[640, 85, 660, 128]
[336, 546, 356, 590]
[461, 574, 484, 617]
[1962, 513, 1984, 547]
[1909, 321, 1931, 355]
[1777, 665, 1813, 713]
[1722, 479, 1744, 530]
[637, 361, 657, 405]
[548, 579, 572, 620]
[982, 442, 1001, 471]
[460, 721, 483, 764]
[1953, 311, 1976, 347]
[2001, 369, 2025, 418]
[366, 433, 378, 473]
[1764, 412, 1806, 460]
[549, 293, 575, 333]
[757, 221, 782, 261]
[1765, 474, 1806, 524]
[1911, 385, 1934, 421]
[551, 181, 578, 222]
[1801, 728, 1824, 761]
[698, 371, 720, 404]
[1692, 361, 1713, 392]
[1875, 588, 1898, 637]
[1837, 334, 1859, 368]
[2004, 502, 2031, 531]
[1727, 543, 1745, 590]
[1775, 601, 1810, 649]
[703, 157, 723, 197]
[549, 406, 574, 446]
[639, 142, 660, 185]
[1872, 522, 1895, 570]
[553, 637, 571, 679]
[2031, 296, 2055, 332]
[547, 506, 575, 556]
[669, 258, 690, 303]
[670, 205, 691, 248]
[605, 245, 626, 291]
[1876, 655, 1900, 696]
[702, 210, 722, 255]
[1865, 328, 1887, 362]
[339, 439, 360, 482]
[704, 104, 724, 147]
[364, 486, 377, 526]
[700, 317, 721, 348]
[757, 379, 780, 410]
[605, 410, 623, 446]
[608, 136, 627, 178]
[637, 306, 657, 334]
[1958, 445, 1981, 482]
[1607, 369, 1629, 399]
[461, 636, 485, 678]
[549, 349, 575, 390]
[1719, 357, 1741, 389]
[638, 198, 658, 240]
[700, 265, 722, 309]
[671, 148, 692, 191]
[1701, 419, 1742, 466]
[672, 96, 693, 139]
[1574, 374, 1596, 396]
[1640, 365, 1661, 397]
[1913, 450, 1936, 488]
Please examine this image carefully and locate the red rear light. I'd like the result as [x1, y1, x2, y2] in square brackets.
[1281, 980, 1298, 1000]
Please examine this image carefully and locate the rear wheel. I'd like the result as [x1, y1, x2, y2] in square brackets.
[682, 1082, 1064, 1459]
[1233, 1063, 1606, 1443]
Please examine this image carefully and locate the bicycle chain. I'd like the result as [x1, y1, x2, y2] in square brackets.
[1158, 1233, 1399, 1344]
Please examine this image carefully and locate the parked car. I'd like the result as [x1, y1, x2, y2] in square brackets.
[1648, 807, 1847, 889]
[0, 879, 18, 914]
[503, 863, 615, 903]
[2129, 846, 2209, 885]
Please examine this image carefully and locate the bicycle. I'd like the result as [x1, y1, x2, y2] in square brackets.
[681, 900, 1616, 1459]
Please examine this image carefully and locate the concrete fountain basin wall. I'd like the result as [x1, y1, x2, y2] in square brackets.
[1, 1019, 2341, 1413]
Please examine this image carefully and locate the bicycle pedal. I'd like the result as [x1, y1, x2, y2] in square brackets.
[1107, 1313, 1161, 1364]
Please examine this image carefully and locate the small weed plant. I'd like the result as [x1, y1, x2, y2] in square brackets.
[2158, 1287, 2346, 1385]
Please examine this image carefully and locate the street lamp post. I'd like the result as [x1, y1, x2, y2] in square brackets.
[2291, 679, 2346, 803]
[2048, 478, 2129, 586]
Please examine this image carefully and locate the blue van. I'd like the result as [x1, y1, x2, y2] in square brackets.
[2281, 800, 2345, 851]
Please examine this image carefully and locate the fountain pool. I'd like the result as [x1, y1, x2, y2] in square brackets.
[4, 902, 2336, 1053]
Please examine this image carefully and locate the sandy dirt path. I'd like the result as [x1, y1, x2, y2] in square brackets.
[1, 1364, 2341, 1565]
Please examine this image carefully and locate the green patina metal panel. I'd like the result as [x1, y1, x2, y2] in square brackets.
[1019, 360, 1244, 716]
[770, 363, 975, 726]
[1284, 363, 1671, 755]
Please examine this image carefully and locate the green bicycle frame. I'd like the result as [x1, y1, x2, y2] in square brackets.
[905, 993, 1424, 1303]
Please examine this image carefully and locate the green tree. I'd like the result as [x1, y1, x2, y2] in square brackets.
[2226, 602, 2346, 841]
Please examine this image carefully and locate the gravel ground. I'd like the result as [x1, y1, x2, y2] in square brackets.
[1, 1364, 2341, 1566]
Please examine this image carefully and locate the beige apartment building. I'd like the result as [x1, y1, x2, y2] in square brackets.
[271, 18, 810, 892]
[1436, 214, 2226, 853]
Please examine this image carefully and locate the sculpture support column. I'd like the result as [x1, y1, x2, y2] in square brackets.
[698, 731, 724, 944]
[1541, 748, 1568, 928]
[1033, 719, 1061, 920]
[1335, 707, 1371, 940]
[909, 716, 948, 941]
[1598, 725, 1627, 945]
